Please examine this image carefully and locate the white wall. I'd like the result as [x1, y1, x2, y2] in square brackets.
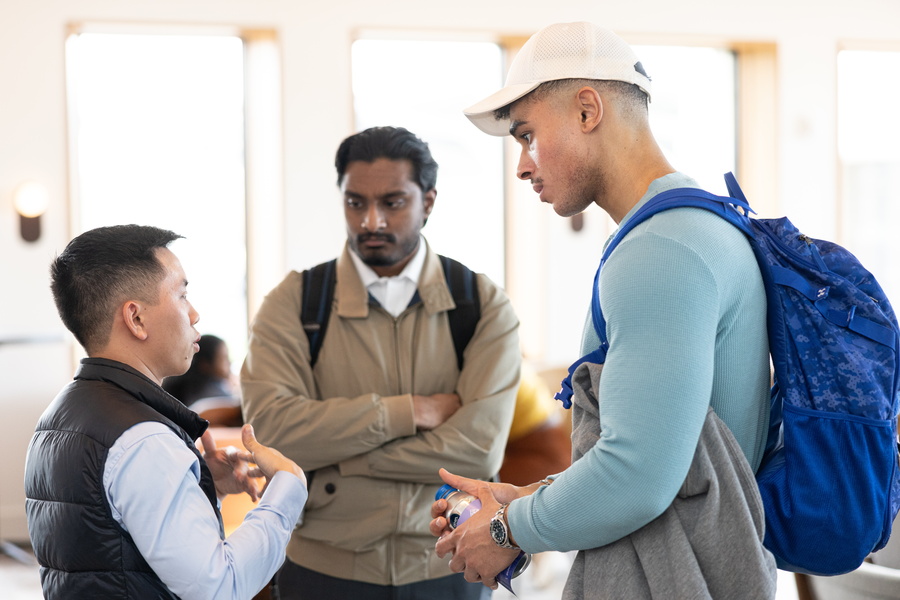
[3, 0, 900, 542]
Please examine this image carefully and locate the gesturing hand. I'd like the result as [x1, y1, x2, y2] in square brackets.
[200, 430, 260, 501]
[200, 424, 308, 501]
[241, 424, 307, 488]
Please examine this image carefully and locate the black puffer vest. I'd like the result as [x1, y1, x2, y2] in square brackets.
[24, 358, 221, 599]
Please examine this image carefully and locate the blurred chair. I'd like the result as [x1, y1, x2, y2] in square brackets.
[190, 396, 243, 427]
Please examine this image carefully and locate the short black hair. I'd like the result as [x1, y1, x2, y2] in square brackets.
[50, 224, 183, 354]
[335, 126, 438, 192]
[493, 79, 649, 122]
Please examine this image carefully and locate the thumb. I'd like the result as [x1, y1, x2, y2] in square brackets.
[200, 430, 216, 456]
[438, 468, 482, 497]
[241, 423, 259, 453]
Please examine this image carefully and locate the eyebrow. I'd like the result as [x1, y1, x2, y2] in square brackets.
[509, 119, 526, 137]
[344, 189, 408, 201]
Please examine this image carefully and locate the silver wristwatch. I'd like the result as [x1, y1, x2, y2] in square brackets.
[489, 504, 519, 549]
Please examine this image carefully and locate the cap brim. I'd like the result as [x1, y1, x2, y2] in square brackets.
[463, 81, 542, 137]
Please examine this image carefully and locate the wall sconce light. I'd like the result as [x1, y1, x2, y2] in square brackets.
[13, 181, 49, 243]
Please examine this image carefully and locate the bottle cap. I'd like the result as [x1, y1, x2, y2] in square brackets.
[435, 484, 457, 501]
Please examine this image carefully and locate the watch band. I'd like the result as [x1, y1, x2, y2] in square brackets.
[490, 503, 520, 550]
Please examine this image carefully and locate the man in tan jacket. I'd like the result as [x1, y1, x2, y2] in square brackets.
[241, 126, 521, 599]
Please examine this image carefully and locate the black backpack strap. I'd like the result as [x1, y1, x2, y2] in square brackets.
[439, 255, 481, 371]
[300, 259, 337, 368]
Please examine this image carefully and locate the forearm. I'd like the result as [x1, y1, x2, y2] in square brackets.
[507, 377, 711, 552]
[339, 387, 517, 482]
[203, 473, 307, 598]
[243, 378, 415, 470]
[160, 473, 307, 600]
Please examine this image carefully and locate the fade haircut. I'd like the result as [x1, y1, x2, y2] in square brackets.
[50, 225, 183, 354]
[494, 78, 649, 123]
[335, 126, 439, 193]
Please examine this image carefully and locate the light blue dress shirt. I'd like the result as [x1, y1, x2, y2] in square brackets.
[103, 421, 307, 600]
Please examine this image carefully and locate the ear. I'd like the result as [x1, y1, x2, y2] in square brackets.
[576, 86, 603, 133]
[422, 188, 436, 225]
[122, 300, 149, 341]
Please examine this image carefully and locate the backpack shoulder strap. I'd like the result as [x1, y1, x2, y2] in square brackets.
[300, 259, 337, 368]
[590, 184, 754, 344]
[299, 256, 481, 371]
[439, 255, 481, 371]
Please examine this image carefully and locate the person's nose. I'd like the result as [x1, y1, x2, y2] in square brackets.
[362, 204, 386, 231]
[517, 150, 534, 181]
[189, 302, 200, 327]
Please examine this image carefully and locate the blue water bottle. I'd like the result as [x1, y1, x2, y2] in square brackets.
[435, 484, 531, 594]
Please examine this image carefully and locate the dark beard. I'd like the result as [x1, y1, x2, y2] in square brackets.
[362, 254, 395, 267]
[353, 233, 421, 268]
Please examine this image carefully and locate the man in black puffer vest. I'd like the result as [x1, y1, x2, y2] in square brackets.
[25, 225, 309, 600]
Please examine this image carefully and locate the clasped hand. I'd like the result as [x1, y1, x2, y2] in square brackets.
[429, 468, 530, 589]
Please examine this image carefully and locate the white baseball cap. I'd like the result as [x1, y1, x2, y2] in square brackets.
[464, 22, 652, 136]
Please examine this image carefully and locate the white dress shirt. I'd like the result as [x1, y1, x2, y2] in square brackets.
[348, 236, 426, 317]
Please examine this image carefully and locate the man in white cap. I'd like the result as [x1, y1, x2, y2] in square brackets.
[430, 22, 776, 598]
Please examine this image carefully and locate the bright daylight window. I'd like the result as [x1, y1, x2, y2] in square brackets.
[838, 50, 900, 303]
[633, 45, 737, 195]
[66, 31, 249, 361]
[351, 38, 505, 286]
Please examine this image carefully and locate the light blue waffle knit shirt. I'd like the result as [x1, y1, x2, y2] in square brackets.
[509, 172, 770, 552]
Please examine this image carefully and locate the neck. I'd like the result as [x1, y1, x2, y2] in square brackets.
[593, 125, 675, 223]
[92, 346, 162, 386]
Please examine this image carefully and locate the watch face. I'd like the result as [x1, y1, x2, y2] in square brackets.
[490, 518, 507, 545]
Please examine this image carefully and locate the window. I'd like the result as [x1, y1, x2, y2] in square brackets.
[634, 45, 738, 194]
[838, 49, 900, 303]
[66, 28, 283, 364]
[351, 38, 505, 285]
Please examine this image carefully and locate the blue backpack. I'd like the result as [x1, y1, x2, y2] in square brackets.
[556, 173, 900, 576]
